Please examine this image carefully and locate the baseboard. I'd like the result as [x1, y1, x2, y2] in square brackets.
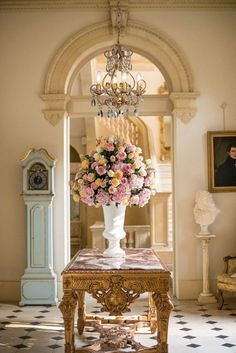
[175, 279, 234, 300]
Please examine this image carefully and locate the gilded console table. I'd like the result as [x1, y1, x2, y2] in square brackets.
[59, 248, 172, 353]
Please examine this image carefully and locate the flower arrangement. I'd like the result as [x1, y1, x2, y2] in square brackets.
[71, 137, 156, 207]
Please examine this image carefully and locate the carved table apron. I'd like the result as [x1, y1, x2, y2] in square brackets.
[59, 248, 172, 353]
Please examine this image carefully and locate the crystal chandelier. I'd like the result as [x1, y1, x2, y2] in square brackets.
[90, 6, 146, 118]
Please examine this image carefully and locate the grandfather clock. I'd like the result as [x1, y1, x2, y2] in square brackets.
[20, 148, 58, 305]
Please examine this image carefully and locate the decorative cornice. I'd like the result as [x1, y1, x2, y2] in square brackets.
[129, 0, 236, 9]
[41, 94, 70, 126]
[0, 0, 235, 12]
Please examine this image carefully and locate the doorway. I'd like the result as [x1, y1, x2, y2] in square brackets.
[69, 52, 174, 277]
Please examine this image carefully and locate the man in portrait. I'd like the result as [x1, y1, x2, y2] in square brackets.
[215, 142, 236, 187]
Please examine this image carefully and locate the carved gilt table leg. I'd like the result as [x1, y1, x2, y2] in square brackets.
[153, 292, 172, 353]
[148, 292, 157, 333]
[77, 291, 85, 334]
[59, 291, 78, 353]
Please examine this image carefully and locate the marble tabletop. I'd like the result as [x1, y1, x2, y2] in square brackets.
[65, 248, 168, 272]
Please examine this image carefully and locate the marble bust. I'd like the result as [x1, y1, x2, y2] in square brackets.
[193, 190, 220, 234]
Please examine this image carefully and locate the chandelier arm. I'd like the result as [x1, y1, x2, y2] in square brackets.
[101, 72, 111, 91]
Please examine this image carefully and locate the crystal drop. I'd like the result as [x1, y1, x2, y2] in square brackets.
[108, 110, 113, 118]
[134, 107, 139, 117]
[91, 98, 96, 107]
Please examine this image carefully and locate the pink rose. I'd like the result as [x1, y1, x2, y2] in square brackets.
[105, 142, 115, 151]
[95, 165, 106, 176]
[122, 163, 132, 175]
[144, 177, 151, 186]
[108, 186, 116, 194]
[110, 155, 116, 162]
[117, 151, 127, 160]
[91, 182, 98, 190]
[121, 177, 128, 185]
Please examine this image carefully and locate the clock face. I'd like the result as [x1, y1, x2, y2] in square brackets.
[28, 163, 48, 191]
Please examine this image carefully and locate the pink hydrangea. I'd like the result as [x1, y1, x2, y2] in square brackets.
[130, 174, 144, 190]
[130, 195, 139, 205]
[96, 189, 110, 205]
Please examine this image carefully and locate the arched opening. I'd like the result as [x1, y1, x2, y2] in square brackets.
[68, 51, 174, 281]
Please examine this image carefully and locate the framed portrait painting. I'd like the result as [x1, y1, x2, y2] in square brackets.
[207, 131, 236, 192]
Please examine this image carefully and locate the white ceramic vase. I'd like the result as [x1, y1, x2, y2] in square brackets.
[102, 203, 126, 258]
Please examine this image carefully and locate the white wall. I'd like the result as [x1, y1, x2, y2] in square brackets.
[130, 9, 236, 298]
[0, 8, 235, 301]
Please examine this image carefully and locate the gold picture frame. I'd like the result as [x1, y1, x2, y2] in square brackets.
[207, 131, 236, 192]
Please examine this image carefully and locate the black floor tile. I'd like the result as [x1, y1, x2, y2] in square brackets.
[52, 336, 64, 340]
[24, 328, 36, 332]
[48, 344, 62, 349]
[176, 321, 188, 325]
[173, 314, 184, 318]
[34, 315, 45, 319]
[13, 344, 28, 349]
[222, 343, 235, 347]
[187, 343, 201, 348]
[206, 320, 217, 324]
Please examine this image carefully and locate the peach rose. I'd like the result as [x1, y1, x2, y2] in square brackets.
[81, 159, 89, 169]
[115, 170, 123, 180]
[111, 178, 120, 187]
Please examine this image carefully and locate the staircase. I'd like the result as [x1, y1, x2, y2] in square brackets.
[95, 116, 139, 144]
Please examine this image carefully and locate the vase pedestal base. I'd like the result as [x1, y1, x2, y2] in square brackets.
[103, 243, 125, 258]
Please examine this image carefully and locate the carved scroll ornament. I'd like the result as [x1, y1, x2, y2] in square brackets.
[88, 275, 144, 315]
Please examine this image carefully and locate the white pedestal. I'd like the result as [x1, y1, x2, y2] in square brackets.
[196, 234, 217, 304]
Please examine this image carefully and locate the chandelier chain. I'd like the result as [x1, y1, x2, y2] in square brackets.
[116, 0, 121, 44]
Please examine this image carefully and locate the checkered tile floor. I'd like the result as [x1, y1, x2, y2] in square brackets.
[0, 294, 236, 352]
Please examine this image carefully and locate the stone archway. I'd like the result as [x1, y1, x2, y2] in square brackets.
[41, 20, 199, 125]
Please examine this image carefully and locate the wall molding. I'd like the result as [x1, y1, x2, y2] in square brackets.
[0, 0, 235, 12]
[41, 20, 199, 125]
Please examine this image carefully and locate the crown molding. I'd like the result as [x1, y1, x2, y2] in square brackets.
[129, 0, 236, 9]
[0, 0, 236, 12]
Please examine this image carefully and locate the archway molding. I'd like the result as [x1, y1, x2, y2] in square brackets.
[41, 20, 199, 125]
